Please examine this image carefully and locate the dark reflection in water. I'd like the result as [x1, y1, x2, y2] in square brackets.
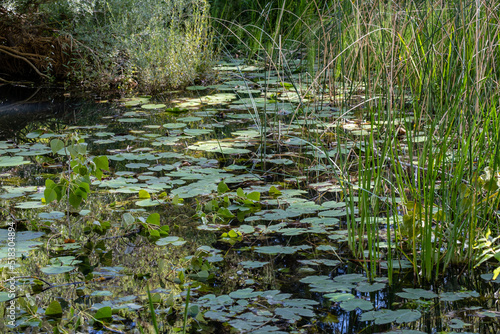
[0, 84, 112, 140]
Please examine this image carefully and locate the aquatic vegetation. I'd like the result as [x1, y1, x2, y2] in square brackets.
[2, 0, 500, 333]
[1, 0, 214, 90]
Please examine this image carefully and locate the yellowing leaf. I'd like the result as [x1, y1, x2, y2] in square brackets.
[139, 190, 151, 199]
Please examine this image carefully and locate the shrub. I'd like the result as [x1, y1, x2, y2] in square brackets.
[0, 0, 213, 91]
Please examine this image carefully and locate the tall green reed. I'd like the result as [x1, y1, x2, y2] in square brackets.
[213, 0, 500, 282]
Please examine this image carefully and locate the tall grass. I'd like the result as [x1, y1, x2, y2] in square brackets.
[215, 0, 500, 281]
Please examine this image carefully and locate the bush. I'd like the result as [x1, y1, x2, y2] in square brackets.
[1, 0, 213, 91]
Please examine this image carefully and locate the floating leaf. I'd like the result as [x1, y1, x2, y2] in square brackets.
[118, 117, 147, 123]
[135, 199, 165, 207]
[240, 261, 269, 269]
[356, 282, 386, 293]
[340, 298, 373, 311]
[142, 103, 166, 109]
[41, 265, 75, 275]
[254, 245, 311, 255]
[396, 288, 437, 300]
[156, 236, 186, 246]
[0, 156, 30, 167]
[163, 123, 187, 129]
[439, 290, 479, 302]
[15, 201, 45, 209]
[324, 293, 354, 302]
[360, 309, 422, 324]
[138, 190, 151, 199]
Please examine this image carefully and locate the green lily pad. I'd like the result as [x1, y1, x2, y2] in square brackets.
[254, 245, 312, 255]
[356, 282, 386, 293]
[439, 290, 479, 302]
[186, 85, 208, 91]
[15, 201, 45, 209]
[118, 117, 147, 123]
[396, 288, 438, 300]
[360, 309, 422, 324]
[240, 261, 269, 269]
[163, 122, 187, 129]
[41, 265, 76, 274]
[142, 103, 166, 109]
[340, 298, 374, 311]
[0, 156, 30, 167]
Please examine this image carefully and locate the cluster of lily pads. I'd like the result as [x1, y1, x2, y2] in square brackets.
[0, 61, 498, 333]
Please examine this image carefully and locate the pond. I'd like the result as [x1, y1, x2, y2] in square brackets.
[1, 63, 500, 334]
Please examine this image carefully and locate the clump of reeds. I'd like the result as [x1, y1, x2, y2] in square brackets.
[214, 0, 500, 282]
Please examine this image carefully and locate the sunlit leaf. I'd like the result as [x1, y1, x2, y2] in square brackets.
[95, 306, 112, 320]
[45, 301, 63, 317]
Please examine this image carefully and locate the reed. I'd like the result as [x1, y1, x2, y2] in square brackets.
[214, 0, 500, 281]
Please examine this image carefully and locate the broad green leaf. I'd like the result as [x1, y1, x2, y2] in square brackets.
[122, 212, 135, 227]
[44, 179, 58, 203]
[15, 201, 45, 209]
[396, 288, 437, 300]
[246, 191, 260, 201]
[217, 181, 230, 194]
[268, 186, 282, 197]
[360, 309, 422, 324]
[149, 229, 160, 238]
[493, 266, 500, 280]
[0, 292, 13, 302]
[218, 207, 235, 218]
[340, 298, 373, 311]
[324, 293, 354, 302]
[69, 192, 83, 208]
[147, 213, 160, 226]
[93, 156, 109, 171]
[45, 300, 63, 317]
[240, 261, 269, 269]
[95, 306, 112, 320]
[356, 282, 386, 293]
[0, 156, 30, 167]
[50, 139, 64, 154]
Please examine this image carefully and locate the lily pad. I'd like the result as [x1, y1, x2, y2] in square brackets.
[142, 103, 166, 109]
[240, 261, 269, 269]
[360, 309, 422, 324]
[0, 156, 30, 167]
[163, 122, 187, 129]
[340, 298, 374, 311]
[396, 288, 438, 300]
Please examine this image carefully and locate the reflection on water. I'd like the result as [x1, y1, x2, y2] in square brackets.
[0, 85, 111, 140]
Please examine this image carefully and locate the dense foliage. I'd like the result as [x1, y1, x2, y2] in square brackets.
[0, 0, 213, 91]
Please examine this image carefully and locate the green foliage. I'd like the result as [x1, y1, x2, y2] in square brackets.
[25, 0, 214, 90]
[43, 134, 109, 237]
[44, 135, 109, 211]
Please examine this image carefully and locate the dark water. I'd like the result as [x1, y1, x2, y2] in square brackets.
[1, 83, 500, 334]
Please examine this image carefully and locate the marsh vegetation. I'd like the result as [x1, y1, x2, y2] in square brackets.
[1, 0, 500, 333]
